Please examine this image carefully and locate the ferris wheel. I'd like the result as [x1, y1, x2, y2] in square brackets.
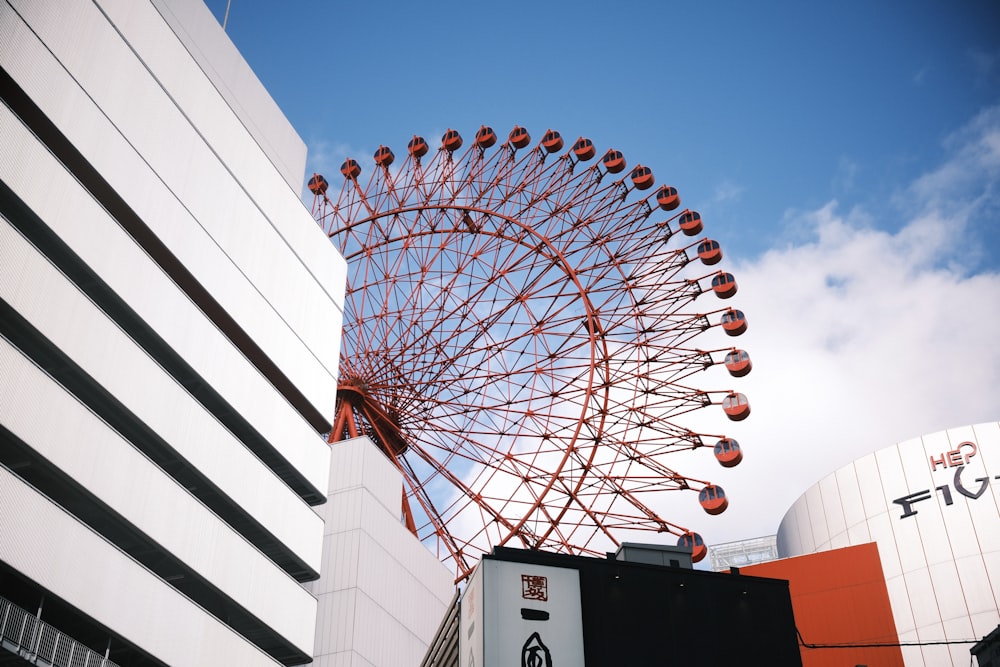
[310, 125, 751, 581]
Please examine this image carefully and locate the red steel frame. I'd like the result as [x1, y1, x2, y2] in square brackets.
[313, 126, 751, 581]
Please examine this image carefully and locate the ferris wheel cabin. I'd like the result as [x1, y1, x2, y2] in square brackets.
[408, 135, 429, 158]
[572, 137, 596, 160]
[441, 129, 463, 152]
[720, 308, 748, 336]
[678, 210, 703, 235]
[307, 174, 328, 196]
[724, 349, 752, 377]
[722, 392, 751, 421]
[475, 125, 497, 148]
[699, 484, 728, 515]
[541, 129, 564, 153]
[697, 238, 722, 265]
[602, 148, 626, 173]
[656, 185, 680, 211]
[509, 125, 531, 148]
[714, 437, 744, 467]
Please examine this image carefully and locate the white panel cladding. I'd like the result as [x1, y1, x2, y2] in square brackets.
[774, 502, 809, 556]
[927, 561, 970, 624]
[317, 478, 456, 616]
[0, 338, 316, 654]
[884, 575, 916, 641]
[866, 511, 903, 581]
[98, 0, 347, 313]
[974, 422, 1000, 471]
[845, 519, 872, 546]
[905, 568, 941, 632]
[803, 485, 829, 551]
[1, 1, 341, 421]
[834, 464, 866, 532]
[148, 0, 307, 191]
[352, 588, 439, 666]
[953, 554, 996, 616]
[776, 422, 1000, 667]
[854, 452, 888, 519]
[328, 437, 407, 513]
[0, 468, 283, 667]
[0, 210, 322, 574]
[817, 473, 846, 539]
[310, 437, 456, 666]
[0, 84, 330, 498]
[313, 652, 377, 667]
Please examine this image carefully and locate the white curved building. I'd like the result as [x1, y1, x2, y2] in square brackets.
[777, 421, 1000, 666]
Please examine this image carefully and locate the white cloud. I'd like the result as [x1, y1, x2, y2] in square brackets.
[969, 48, 1000, 88]
[669, 105, 1000, 548]
[712, 180, 746, 205]
[832, 155, 859, 194]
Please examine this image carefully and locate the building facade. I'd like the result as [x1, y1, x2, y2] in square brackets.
[308, 437, 454, 666]
[1, 0, 346, 664]
[449, 545, 802, 666]
[777, 421, 1000, 666]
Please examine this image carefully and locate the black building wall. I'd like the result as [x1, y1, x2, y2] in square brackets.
[487, 547, 802, 666]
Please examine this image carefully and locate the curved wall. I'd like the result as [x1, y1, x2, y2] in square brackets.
[777, 422, 1000, 666]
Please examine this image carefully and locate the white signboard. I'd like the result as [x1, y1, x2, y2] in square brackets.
[460, 563, 485, 667]
[461, 558, 585, 666]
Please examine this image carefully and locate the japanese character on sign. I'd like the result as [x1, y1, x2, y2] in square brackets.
[521, 574, 548, 602]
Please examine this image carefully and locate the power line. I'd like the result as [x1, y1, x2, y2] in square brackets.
[797, 627, 978, 650]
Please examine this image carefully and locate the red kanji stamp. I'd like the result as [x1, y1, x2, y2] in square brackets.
[521, 574, 548, 601]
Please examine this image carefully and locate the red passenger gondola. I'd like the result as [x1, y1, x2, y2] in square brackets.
[697, 239, 722, 265]
[678, 210, 703, 236]
[711, 272, 738, 299]
[509, 125, 531, 149]
[723, 349, 752, 377]
[630, 165, 654, 190]
[340, 158, 361, 180]
[714, 437, 743, 467]
[699, 485, 728, 515]
[541, 129, 563, 153]
[572, 137, 596, 161]
[374, 145, 394, 168]
[677, 531, 707, 562]
[720, 308, 747, 336]
[442, 129, 463, 152]
[722, 392, 750, 421]
[602, 149, 626, 173]
[475, 125, 497, 148]
[408, 135, 429, 158]
[656, 185, 680, 211]
[307, 174, 328, 196]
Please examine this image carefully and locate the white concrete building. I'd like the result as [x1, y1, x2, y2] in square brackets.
[308, 437, 455, 667]
[777, 421, 1000, 666]
[0, 0, 346, 664]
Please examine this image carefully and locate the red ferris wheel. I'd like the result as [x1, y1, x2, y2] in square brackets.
[310, 125, 751, 581]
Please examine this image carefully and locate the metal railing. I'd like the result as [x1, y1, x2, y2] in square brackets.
[0, 594, 120, 667]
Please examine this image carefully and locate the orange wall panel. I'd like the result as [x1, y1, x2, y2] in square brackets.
[742, 542, 903, 667]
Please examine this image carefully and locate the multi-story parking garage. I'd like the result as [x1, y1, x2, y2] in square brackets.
[1, 0, 346, 663]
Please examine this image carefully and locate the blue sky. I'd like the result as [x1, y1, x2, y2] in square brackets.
[208, 0, 1000, 265]
[206, 0, 1000, 549]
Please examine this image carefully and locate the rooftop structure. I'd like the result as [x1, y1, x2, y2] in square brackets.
[708, 535, 779, 572]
